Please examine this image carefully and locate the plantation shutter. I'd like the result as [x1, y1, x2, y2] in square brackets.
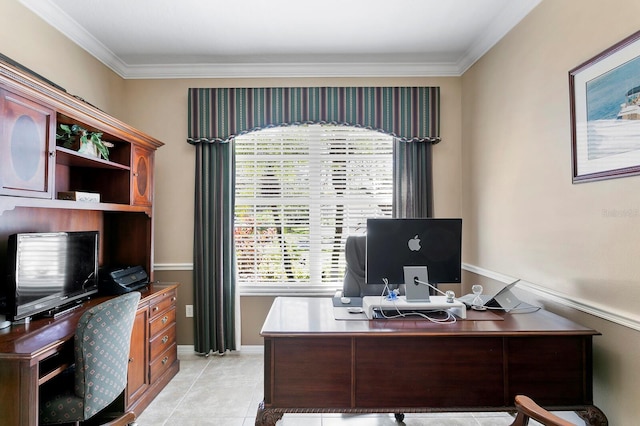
[234, 124, 393, 291]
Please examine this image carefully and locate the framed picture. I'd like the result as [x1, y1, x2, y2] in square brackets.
[570, 30, 640, 183]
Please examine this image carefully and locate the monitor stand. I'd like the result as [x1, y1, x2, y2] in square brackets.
[404, 266, 431, 302]
[362, 295, 466, 319]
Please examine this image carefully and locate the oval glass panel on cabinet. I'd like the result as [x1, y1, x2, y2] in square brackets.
[0, 88, 55, 198]
[132, 145, 153, 206]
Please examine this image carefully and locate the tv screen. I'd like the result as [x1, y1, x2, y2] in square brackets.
[1, 231, 99, 321]
[365, 218, 462, 286]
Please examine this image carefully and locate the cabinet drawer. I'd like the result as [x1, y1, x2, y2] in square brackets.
[150, 307, 176, 337]
[150, 324, 176, 362]
[149, 289, 176, 318]
[150, 343, 177, 383]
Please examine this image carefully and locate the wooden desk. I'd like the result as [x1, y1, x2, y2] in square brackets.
[257, 297, 608, 426]
[0, 283, 180, 426]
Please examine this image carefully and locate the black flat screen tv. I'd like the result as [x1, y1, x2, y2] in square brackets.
[1, 231, 99, 321]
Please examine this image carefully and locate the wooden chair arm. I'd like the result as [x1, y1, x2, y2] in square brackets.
[510, 395, 576, 426]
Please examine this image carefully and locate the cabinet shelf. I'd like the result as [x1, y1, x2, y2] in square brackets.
[56, 146, 131, 171]
[0, 196, 152, 216]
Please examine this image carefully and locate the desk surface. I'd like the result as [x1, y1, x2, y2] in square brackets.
[261, 296, 600, 337]
[0, 283, 176, 360]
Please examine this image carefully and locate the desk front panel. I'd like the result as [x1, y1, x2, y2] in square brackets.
[271, 337, 352, 407]
[355, 336, 504, 408]
[506, 335, 593, 406]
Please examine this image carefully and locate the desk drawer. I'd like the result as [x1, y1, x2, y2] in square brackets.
[150, 343, 177, 383]
[150, 324, 176, 362]
[149, 289, 176, 319]
[150, 307, 176, 337]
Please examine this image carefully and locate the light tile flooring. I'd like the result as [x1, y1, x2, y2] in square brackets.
[135, 347, 585, 426]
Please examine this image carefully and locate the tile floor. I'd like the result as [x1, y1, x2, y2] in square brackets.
[135, 347, 585, 426]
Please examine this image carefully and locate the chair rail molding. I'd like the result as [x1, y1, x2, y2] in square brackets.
[154, 263, 193, 271]
[463, 263, 640, 332]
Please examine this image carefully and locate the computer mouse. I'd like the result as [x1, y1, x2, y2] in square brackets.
[340, 297, 351, 304]
[347, 307, 363, 314]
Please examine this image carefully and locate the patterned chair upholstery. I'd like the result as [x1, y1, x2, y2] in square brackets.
[39, 292, 141, 425]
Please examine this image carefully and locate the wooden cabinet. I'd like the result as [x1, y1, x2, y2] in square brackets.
[126, 285, 179, 414]
[0, 58, 177, 420]
[0, 57, 163, 276]
[127, 305, 150, 406]
[132, 145, 154, 206]
[148, 288, 178, 383]
[0, 87, 55, 198]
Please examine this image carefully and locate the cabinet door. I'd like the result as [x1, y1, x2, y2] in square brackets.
[0, 88, 55, 198]
[126, 305, 149, 408]
[132, 146, 153, 206]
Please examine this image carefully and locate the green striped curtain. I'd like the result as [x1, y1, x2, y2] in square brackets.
[188, 86, 439, 354]
[187, 87, 440, 143]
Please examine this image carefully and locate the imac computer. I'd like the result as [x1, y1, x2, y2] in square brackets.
[363, 218, 465, 319]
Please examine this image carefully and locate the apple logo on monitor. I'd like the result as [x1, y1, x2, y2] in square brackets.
[408, 235, 421, 251]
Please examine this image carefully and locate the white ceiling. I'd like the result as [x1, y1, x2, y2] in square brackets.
[20, 0, 541, 79]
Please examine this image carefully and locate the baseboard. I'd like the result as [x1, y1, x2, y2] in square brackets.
[177, 344, 263, 354]
[463, 263, 640, 332]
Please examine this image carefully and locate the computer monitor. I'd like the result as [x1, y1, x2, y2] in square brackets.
[365, 218, 462, 291]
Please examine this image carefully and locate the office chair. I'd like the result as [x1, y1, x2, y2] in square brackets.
[39, 292, 141, 425]
[509, 395, 576, 426]
[342, 235, 405, 297]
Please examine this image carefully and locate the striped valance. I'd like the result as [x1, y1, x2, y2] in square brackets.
[187, 87, 440, 144]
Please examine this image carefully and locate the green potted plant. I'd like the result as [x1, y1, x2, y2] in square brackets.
[56, 123, 111, 160]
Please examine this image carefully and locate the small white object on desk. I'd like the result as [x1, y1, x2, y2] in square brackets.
[340, 297, 351, 304]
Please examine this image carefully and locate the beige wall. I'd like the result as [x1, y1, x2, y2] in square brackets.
[6, 0, 640, 422]
[462, 0, 640, 423]
[0, 1, 124, 117]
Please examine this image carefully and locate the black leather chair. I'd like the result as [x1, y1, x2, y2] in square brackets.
[342, 235, 404, 297]
[39, 292, 141, 426]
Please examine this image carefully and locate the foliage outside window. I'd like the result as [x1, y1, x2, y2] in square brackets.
[234, 124, 393, 293]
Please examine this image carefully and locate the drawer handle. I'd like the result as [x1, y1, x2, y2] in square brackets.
[162, 335, 169, 344]
[171, 297, 176, 302]
[162, 315, 169, 324]
[162, 356, 169, 365]
[153, 306, 159, 312]
[129, 357, 134, 363]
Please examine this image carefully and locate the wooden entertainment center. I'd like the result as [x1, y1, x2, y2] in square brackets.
[0, 58, 178, 424]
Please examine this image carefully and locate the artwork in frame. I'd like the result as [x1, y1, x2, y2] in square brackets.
[570, 30, 640, 183]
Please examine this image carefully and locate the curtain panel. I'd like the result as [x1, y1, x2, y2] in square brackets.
[187, 86, 440, 144]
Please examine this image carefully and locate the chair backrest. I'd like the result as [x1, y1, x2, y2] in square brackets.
[343, 235, 404, 297]
[74, 292, 141, 419]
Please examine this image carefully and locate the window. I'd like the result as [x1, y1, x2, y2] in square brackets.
[234, 124, 393, 293]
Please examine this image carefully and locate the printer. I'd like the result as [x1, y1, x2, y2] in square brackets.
[99, 265, 149, 295]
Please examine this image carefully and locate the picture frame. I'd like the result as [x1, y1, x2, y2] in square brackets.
[570, 30, 640, 183]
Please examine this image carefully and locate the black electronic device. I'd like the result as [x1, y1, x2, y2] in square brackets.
[0, 231, 99, 321]
[365, 218, 462, 288]
[99, 265, 149, 295]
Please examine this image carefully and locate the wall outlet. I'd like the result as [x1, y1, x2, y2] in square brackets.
[185, 305, 193, 318]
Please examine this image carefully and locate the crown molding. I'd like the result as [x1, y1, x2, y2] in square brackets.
[20, 0, 540, 78]
[122, 61, 462, 79]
